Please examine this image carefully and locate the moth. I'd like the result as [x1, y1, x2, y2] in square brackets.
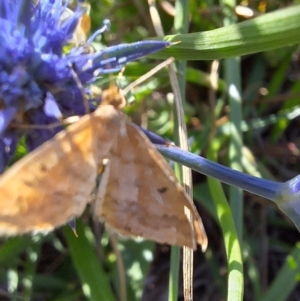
[0, 87, 207, 250]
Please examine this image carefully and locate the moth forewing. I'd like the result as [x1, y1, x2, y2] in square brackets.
[94, 121, 207, 249]
[0, 104, 121, 236]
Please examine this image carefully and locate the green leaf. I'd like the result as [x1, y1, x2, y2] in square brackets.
[151, 4, 300, 60]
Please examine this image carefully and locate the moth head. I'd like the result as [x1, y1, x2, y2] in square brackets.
[101, 87, 126, 110]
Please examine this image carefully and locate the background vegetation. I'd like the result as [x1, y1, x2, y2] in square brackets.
[1, 0, 300, 300]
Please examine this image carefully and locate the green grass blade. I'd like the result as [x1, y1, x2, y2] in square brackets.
[0, 236, 33, 265]
[221, 0, 244, 241]
[260, 243, 300, 301]
[64, 221, 115, 301]
[207, 139, 244, 301]
[168, 246, 180, 301]
[23, 243, 41, 301]
[152, 4, 300, 60]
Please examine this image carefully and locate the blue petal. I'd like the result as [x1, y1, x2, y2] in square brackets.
[0, 130, 20, 173]
[43, 93, 62, 119]
[0, 107, 17, 136]
[25, 109, 62, 151]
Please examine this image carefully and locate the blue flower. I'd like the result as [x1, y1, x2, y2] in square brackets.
[0, 0, 169, 172]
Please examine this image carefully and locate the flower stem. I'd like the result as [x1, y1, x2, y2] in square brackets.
[156, 145, 283, 202]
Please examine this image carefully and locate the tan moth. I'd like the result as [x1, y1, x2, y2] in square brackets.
[0, 87, 207, 250]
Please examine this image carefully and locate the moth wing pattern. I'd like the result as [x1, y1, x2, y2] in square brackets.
[94, 121, 207, 249]
[0, 104, 122, 235]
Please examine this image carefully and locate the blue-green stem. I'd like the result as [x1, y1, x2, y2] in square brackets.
[157, 144, 300, 234]
[157, 145, 282, 200]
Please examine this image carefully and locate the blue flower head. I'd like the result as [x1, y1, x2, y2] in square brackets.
[0, 0, 169, 172]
